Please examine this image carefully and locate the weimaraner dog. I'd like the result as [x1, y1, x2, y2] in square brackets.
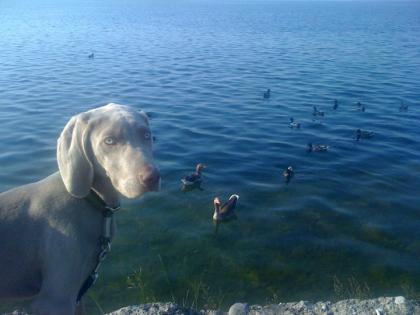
[0, 103, 160, 315]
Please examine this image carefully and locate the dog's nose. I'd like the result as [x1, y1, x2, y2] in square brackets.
[141, 165, 160, 191]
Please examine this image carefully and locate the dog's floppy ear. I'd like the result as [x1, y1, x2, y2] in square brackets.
[57, 113, 93, 198]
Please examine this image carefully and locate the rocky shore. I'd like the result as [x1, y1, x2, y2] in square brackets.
[107, 297, 419, 315]
[3, 297, 419, 315]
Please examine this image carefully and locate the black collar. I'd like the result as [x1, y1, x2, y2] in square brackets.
[85, 189, 121, 215]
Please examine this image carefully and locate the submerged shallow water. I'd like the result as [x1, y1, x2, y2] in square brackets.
[1, 0, 420, 312]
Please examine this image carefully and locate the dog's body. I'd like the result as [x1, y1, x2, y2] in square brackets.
[0, 103, 160, 315]
[0, 172, 104, 311]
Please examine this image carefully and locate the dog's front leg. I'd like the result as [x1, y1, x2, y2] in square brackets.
[30, 254, 83, 315]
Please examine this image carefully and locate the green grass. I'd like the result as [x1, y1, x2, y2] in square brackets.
[333, 275, 371, 301]
[124, 254, 226, 311]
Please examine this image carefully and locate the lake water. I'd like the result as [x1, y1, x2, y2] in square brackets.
[1, 0, 420, 313]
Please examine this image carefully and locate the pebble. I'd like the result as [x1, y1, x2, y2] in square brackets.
[395, 296, 406, 305]
[228, 303, 249, 315]
[375, 308, 384, 315]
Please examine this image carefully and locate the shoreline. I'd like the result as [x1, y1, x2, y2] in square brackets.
[106, 297, 420, 315]
[3, 296, 419, 314]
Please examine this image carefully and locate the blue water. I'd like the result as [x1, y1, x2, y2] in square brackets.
[1, 0, 420, 313]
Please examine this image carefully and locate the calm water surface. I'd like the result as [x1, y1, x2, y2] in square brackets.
[1, 0, 420, 313]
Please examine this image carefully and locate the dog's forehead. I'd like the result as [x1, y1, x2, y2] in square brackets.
[87, 103, 149, 129]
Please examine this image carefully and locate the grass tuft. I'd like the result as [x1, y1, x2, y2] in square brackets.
[333, 275, 371, 300]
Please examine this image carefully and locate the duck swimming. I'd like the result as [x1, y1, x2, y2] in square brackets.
[312, 106, 325, 116]
[88, 53, 94, 59]
[181, 163, 206, 187]
[263, 89, 271, 99]
[356, 129, 375, 141]
[356, 101, 365, 112]
[213, 195, 239, 222]
[333, 99, 338, 110]
[307, 143, 329, 152]
[289, 117, 301, 129]
[283, 166, 294, 184]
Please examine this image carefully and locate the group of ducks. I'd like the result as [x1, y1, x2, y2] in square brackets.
[289, 99, 378, 154]
[181, 163, 239, 222]
[183, 91, 411, 223]
[266, 90, 410, 185]
[284, 99, 377, 182]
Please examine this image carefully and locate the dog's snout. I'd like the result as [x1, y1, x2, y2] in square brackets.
[140, 165, 160, 191]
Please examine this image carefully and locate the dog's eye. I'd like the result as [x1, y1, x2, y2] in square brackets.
[144, 132, 151, 140]
[104, 137, 116, 145]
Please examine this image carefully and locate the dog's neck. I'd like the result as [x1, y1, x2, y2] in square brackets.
[91, 175, 120, 207]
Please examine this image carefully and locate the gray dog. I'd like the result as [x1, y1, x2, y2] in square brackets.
[0, 103, 160, 315]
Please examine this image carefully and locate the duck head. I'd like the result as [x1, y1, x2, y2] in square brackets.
[196, 163, 206, 174]
[213, 197, 221, 219]
[214, 197, 221, 210]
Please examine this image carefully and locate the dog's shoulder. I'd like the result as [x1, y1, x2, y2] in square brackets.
[0, 172, 71, 218]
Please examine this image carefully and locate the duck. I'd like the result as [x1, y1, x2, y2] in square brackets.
[283, 166, 294, 184]
[399, 101, 408, 112]
[88, 53, 94, 59]
[356, 101, 365, 112]
[312, 106, 325, 116]
[333, 99, 338, 110]
[307, 143, 329, 152]
[289, 117, 301, 129]
[356, 129, 375, 141]
[213, 195, 239, 222]
[181, 163, 206, 186]
[263, 89, 271, 99]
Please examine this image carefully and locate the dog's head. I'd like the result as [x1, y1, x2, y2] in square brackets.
[57, 103, 160, 198]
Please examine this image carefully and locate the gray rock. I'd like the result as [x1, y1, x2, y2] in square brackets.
[200, 310, 225, 315]
[106, 302, 195, 315]
[3, 296, 419, 315]
[228, 303, 249, 315]
[106, 297, 420, 315]
[375, 308, 384, 315]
